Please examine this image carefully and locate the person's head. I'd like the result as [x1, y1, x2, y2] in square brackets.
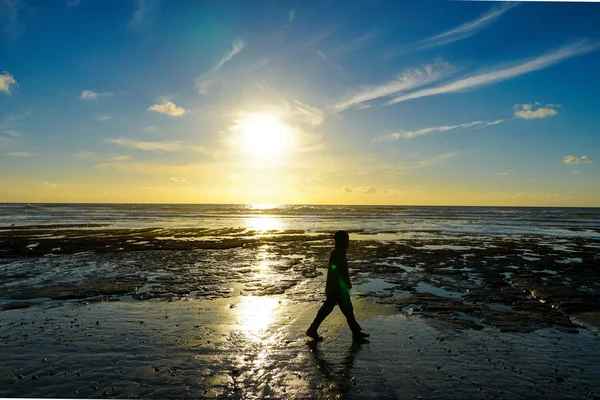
[334, 230, 350, 250]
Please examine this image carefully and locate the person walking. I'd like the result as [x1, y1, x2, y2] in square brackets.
[306, 230, 370, 341]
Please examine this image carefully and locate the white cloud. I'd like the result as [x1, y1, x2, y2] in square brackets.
[358, 171, 369, 176]
[514, 103, 559, 119]
[388, 41, 600, 105]
[147, 101, 186, 117]
[3, 151, 32, 157]
[169, 176, 186, 182]
[395, 3, 517, 54]
[335, 61, 452, 111]
[289, 9, 295, 22]
[376, 119, 504, 142]
[195, 39, 244, 95]
[564, 155, 594, 164]
[107, 138, 205, 153]
[96, 115, 113, 122]
[80, 90, 114, 100]
[486, 119, 505, 126]
[0, 71, 17, 94]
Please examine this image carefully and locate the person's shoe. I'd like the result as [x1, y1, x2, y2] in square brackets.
[306, 329, 323, 341]
[352, 331, 370, 339]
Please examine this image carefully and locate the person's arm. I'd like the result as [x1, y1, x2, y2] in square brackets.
[341, 258, 352, 289]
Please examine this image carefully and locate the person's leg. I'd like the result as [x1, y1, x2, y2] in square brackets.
[338, 290, 363, 333]
[308, 296, 337, 333]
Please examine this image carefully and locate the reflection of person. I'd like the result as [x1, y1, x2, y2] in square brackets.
[307, 230, 369, 341]
[307, 339, 364, 395]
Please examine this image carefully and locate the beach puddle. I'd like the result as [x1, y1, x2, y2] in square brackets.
[414, 283, 463, 299]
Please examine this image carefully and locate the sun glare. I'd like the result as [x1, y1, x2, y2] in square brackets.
[236, 112, 293, 158]
[246, 216, 283, 232]
[237, 296, 279, 340]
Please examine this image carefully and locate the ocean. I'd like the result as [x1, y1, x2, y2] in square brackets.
[2, 203, 600, 237]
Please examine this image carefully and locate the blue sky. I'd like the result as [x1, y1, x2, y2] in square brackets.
[1, 0, 599, 205]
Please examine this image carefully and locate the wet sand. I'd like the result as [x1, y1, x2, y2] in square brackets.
[1, 295, 600, 399]
[1, 226, 600, 398]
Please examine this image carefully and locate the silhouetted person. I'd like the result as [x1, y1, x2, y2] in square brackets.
[306, 230, 369, 341]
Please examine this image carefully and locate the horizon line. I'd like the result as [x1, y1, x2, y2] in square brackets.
[1, 201, 599, 209]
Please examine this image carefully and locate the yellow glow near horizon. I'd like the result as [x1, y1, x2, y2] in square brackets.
[236, 112, 293, 158]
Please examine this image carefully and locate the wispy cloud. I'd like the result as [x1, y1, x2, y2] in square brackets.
[315, 50, 347, 75]
[129, 0, 161, 28]
[391, 152, 459, 175]
[147, 101, 186, 117]
[195, 39, 244, 95]
[292, 100, 324, 126]
[0, 0, 24, 40]
[3, 151, 32, 157]
[66, 0, 80, 7]
[1, 129, 21, 137]
[495, 170, 514, 176]
[43, 182, 63, 189]
[328, 32, 377, 58]
[0, 71, 17, 94]
[375, 119, 504, 142]
[289, 9, 295, 22]
[107, 138, 205, 153]
[335, 61, 452, 111]
[392, 3, 516, 56]
[96, 115, 113, 122]
[169, 176, 186, 183]
[143, 125, 162, 134]
[387, 41, 600, 105]
[343, 186, 380, 194]
[72, 151, 132, 162]
[80, 90, 114, 100]
[514, 102, 559, 120]
[0, 112, 29, 138]
[563, 155, 594, 164]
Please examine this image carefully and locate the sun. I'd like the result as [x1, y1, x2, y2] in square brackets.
[235, 112, 293, 158]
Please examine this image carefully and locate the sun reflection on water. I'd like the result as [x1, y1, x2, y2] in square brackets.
[246, 215, 283, 232]
[238, 296, 279, 340]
